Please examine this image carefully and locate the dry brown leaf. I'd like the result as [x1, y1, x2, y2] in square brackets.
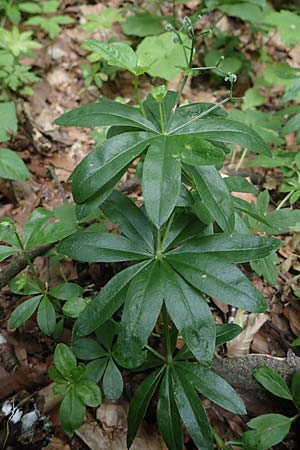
[227, 313, 269, 358]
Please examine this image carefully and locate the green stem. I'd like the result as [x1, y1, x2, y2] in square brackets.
[276, 190, 293, 210]
[14, 231, 45, 291]
[235, 148, 248, 171]
[162, 303, 172, 364]
[161, 213, 175, 251]
[134, 75, 146, 118]
[158, 102, 165, 133]
[145, 344, 165, 361]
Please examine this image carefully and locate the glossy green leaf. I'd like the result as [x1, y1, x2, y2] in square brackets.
[86, 40, 137, 72]
[54, 343, 77, 378]
[163, 263, 215, 364]
[71, 132, 155, 203]
[169, 135, 225, 166]
[291, 371, 300, 409]
[72, 338, 106, 360]
[8, 295, 42, 329]
[85, 358, 108, 383]
[75, 379, 102, 407]
[143, 91, 178, 132]
[73, 261, 151, 338]
[37, 295, 56, 336]
[224, 176, 258, 194]
[0, 245, 18, 262]
[173, 366, 213, 450]
[127, 368, 164, 448]
[59, 232, 152, 262]
[101, 190, 154, 253]
[188, 166, 235, 233]
[63, 296, 87, 318]
[244, 414, 292, 450]
[143, 136, 181, 227]
[118, 262, 164, 366]
[169, 117, 270, 156]
[9, 273, 42, 295]
[49, 282, 84, 300]
[178, 362, 246, 414]
[157, 368, 183, 450]
[254, 365, 293, 400]
[215, 323, 243, 346]
[75, 171, 122, 221]
[59, 386, 86, 436]
[168, 233, 280, 263]
[168, 255, 267, 312]
[102, 359, 123, 401]
[55, 98, 157, 132]
[0, 148, 30, 181]
[95, 319, 117, 351]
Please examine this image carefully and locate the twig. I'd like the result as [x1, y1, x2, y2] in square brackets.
[0, 244, 52, 290]
[48, 165, 68, 204]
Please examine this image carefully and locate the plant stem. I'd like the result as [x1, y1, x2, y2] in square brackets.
[162, 303, 172, 364]
[276, 190, 293, 210]
[158, 102, 165, 133]
[14, 231, 45, 291]
[161, 213, 175, 251]
[145, 344, 165, 361]
[134, 75, 146, 118]
[235, 148, 248, 171]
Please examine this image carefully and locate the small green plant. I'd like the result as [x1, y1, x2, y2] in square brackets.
[25, 0, 74, 39]
[229, 366, 300, 449]
[0, 26, 40, 95]
[49, 343, 101, 436]
[0, 0, 40, 25]
[45, 16, 283, 446]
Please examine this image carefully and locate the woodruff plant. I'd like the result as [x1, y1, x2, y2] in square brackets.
[53, 17, 281, 448]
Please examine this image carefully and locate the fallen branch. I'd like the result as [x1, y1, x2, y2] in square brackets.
[0, 244, 52, 290]
[213, 350, 300, 390]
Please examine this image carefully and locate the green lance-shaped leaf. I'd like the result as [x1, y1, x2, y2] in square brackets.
[127, 368, 164, 448]
[37, 295, 56, 336]
[162, 262, 215, 364]
[168, 134, 225, 166]
[73, 261, 151, 338]
[0, 245, 18, 262]
[117, 262, 164, 366]
[8, 295, 42, 330]
[55, 97, 157, 132]
[254, 365, 293, 400]
[102, 359, 123, 401]
[101, 190, 154, 253]
[72, 132, 155, 203]
[168, 116, 270, 156]
[178, 362, 246, 414]
[72, 338, 106, 360]
[167, 255, 267, 312]
[54, 343, 77, 378]
[143, 136, 181, 227]
[143, 91, 178, 131]
[157, 368, 183, 450]
[58, 232, 153, 262]
[75, 171, 124, 221]
[166, 102, 227, 133]
[173, 366, 213, 450]
[168, 233, 281, 263]
[188, 165, 235, 233]
[59, 386, 86, 436]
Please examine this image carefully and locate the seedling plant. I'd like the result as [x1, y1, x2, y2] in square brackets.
[7, 15, 284, 449]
